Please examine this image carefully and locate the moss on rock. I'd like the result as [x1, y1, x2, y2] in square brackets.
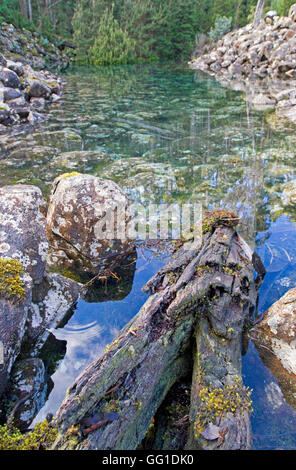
[0, 258, 25, 303]
[0, 420, 58, 450]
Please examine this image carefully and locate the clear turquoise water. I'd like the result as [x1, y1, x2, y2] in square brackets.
[2, 63, 296, 449]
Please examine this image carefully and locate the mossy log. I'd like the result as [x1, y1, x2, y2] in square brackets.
[52, 215, 262, 450]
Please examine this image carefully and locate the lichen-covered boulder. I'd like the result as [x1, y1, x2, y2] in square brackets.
[46, 173, 135, 277]
[0, 258, 32, 396]
[0, 185, 48, 396]
[25, 272, 82, 353]
[251, 288, 296, 376]
[6, 358, 47, 431]
[0, 185, 48, 284]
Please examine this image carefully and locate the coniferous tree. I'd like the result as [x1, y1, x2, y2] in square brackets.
[89, 5, 136, 65]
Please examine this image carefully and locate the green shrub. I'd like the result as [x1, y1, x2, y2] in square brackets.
[89, 6, 136, 66]
[209, 15, 232, 42]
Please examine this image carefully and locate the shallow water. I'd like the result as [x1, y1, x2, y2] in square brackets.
[2, 63, 296, 449]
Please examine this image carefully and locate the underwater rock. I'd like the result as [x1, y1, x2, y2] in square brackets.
[51, 212, 261, 450]
[282, 180, 296, 207]
[6, 358, 47, 431]
[51, 150, 111, 170]
[46, 173, 135, 277]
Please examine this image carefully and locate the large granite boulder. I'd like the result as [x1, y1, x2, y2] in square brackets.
[0, 184, 82, 398]
[0, 185, 48, 284]
[46, 173, 135, 277]
[0, 185, 48, 395]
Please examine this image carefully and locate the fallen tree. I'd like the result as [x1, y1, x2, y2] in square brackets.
[51, 211, 264, 450]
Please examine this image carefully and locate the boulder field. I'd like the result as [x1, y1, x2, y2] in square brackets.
[190, 7, 296, 124]
[0, 22, 72, 71]
[0, 51, 64, 132]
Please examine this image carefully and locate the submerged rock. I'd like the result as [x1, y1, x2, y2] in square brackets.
[6, 358, 47, 431]
[46, 173, 135, 277]
[282, 180, 296, 207]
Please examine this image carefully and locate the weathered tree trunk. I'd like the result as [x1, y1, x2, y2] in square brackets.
[19, 0, 28, 19]
[52, 213, 262, 450]
[27, 0, 32, 21]
[253, 0, 265, 28]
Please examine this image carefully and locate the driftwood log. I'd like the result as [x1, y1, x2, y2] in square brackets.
[52, 211, 263, 450]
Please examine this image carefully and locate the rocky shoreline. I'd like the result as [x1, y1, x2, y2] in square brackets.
[0, 51, 64, 132]
[190, 10, 296, 124]
[0, 23, 72, 71]
[0, 22, 73, 133]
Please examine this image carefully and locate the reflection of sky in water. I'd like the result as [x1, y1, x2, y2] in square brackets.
[34, 248, 168, 423]
[34, 215, 296, 450]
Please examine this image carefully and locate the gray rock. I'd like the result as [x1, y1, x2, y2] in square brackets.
[6, 60, 24, 77]
[289, 3, 296, 22]
[30, 97, 46, 110]
[28, 79, 51, 99]
[0, 184, 47, 396]
[25, 272, 82, 352]
[2, 87, 22, 102]
[46, 173, 135, 276]
[0, 67, 20, 89]
[0, 104, 10, 123]
[0, 53, 7, 67]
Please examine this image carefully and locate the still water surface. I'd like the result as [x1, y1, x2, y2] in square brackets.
[2, 63, 296, 449]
